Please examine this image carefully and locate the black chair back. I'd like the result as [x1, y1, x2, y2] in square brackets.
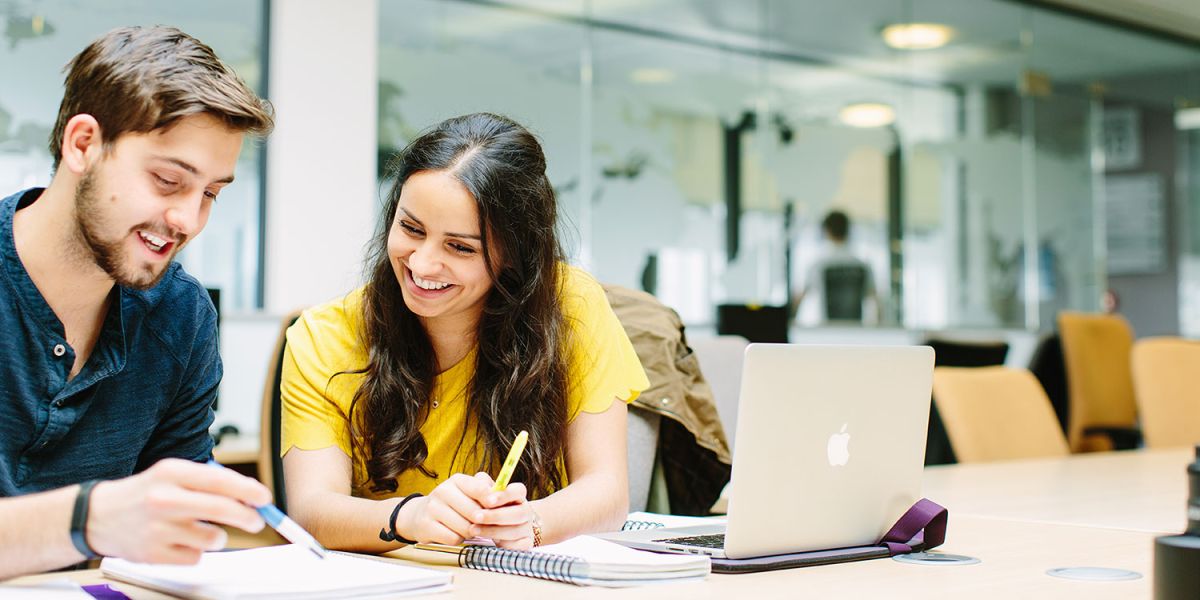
[266, 314, 301, 513]
[823, 264, 867, 321]
[716, 304, 789, 343]
[1028, 333, 1069, 435]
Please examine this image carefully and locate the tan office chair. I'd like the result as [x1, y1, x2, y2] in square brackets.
[1131, 337, 1200, 449]
[922, 337, 1010, 466]
[931, 367, 1069, 463]
[1057, 311, 1140, 452]
[257, 311, 305, 511]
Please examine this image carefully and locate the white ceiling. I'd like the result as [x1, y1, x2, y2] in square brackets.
[1037, 0, 1200, 43]
[379, 0, 1200, 114]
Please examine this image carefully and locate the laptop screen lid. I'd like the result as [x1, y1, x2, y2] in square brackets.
[721, 344, 933, 559]
[594, 344, 933, 559]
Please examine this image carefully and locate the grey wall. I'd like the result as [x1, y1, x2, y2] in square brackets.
[1108, 105, 1180, 337]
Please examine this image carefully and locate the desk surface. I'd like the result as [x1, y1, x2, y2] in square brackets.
[922, 447, 1191, 533]
[211, 434, 260, 466]
[7, 449, 1188, 598]
[11, 515, 1156, 599]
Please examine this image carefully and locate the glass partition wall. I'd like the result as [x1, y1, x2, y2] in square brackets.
[377, 0, 1200, 334]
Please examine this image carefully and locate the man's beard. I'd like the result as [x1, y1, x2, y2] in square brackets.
[73, 169, 176, 290]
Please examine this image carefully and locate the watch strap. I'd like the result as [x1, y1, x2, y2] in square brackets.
[70, 480, 101, 560]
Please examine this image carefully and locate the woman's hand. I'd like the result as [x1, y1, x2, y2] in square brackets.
[472, 481, 535, 550]
[397, 473, 492, 545]
[397, 472, 535, 549]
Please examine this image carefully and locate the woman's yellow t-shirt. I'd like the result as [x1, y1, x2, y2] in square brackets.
[280, 265, 649, 499]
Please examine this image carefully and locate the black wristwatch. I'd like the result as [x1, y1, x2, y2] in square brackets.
[70, 480, 102, 560]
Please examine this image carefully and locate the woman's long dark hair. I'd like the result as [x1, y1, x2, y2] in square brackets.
[348, 113, 570, 499]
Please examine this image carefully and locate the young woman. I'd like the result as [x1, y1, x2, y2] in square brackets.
[280, 113, 649, 551]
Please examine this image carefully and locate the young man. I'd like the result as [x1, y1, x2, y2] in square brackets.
[0, 26, 274, 578]
[790, 210, 880, 324]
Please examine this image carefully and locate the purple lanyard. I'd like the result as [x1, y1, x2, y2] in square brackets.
[83, 584, 131, 599]
[879, 498, 949, 555]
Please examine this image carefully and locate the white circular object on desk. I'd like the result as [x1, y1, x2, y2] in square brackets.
[1045, 567, 1143, 581]
[893, 551, 980, 565]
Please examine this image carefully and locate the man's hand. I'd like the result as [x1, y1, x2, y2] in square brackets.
[86, 458, 270, 564]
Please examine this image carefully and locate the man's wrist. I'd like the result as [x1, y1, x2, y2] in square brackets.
[83, 480, 117, 558]
[70, 480, 102, 560]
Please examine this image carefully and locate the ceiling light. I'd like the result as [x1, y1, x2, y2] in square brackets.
[1176, 107, 1200, 130]
[881, 23, 954, 50]
[839, 103, 896, 128]
[630, 68, 675, 84]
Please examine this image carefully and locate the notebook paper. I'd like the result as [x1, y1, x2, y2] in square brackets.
[100, 544, 452, 600]
[624, 511, 728, 530]
[533, 535, 709, 582]
[392, 534, 709, 586]
[0, 579, 93, 599]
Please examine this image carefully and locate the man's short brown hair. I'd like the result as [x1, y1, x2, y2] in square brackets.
[49, 25, 274, 167]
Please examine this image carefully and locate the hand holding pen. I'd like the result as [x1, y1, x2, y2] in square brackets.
[472, 430, 536, 549]
[207, 460, 327, 559]
[84, 458, 272, 565]
[396, 431, 534, 549]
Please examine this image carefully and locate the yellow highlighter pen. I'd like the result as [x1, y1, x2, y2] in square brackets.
[493, 430, 529, 491]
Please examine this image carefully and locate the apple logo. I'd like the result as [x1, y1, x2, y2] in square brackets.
[827, 423, 850, 467]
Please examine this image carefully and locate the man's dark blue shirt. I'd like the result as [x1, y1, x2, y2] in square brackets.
[0, 188, 218, 496]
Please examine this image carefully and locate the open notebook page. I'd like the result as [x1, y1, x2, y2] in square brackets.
[101, 544, 451, 600]
[625, 511, 728, 529]
[0, 579, 93, 599]
[393, 534, 709, 586]
[534, 535, 709, 577]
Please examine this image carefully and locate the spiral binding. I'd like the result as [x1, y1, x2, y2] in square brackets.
[621, 520, 665, 531]
[460, 545, 585, 584]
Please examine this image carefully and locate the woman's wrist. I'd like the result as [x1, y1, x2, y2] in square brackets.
[378, 493, 423, 544]
[529, 507, 544, 547]
[397, 494, 426, 542]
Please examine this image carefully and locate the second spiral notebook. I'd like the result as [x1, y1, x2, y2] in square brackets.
[391, 535, 709, 587]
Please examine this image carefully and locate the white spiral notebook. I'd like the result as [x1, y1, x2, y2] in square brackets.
[391, 532, 709, 587]
[100, 544, 452, 600]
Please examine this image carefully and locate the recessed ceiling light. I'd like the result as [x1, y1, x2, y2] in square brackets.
[630, 68, 675, 84]
[881, 23, 954, 50]
[1177, 107, 1200, 130]
[839, 103, 896, 128]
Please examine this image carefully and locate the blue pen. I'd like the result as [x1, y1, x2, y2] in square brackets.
[206, 460, 328, 559]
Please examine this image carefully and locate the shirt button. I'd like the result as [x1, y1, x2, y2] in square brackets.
[52, 344, 66, 357]
[432, 400, 439, 409]
[660, 397, 671, 406]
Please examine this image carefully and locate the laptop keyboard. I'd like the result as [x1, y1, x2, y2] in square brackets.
[653, 533, 726, 549]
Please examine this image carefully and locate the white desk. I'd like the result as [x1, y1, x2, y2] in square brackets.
[8, 449, 1186, 598]
[211, 433, 260, 466]
[922, 447, 1191, 533]
[10, 515, 1157, 599]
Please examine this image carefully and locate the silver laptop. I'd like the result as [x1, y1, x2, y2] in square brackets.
[600, 344, 933, 559]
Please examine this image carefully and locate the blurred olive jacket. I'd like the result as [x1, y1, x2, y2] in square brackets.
[603, 284, 732, 515]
